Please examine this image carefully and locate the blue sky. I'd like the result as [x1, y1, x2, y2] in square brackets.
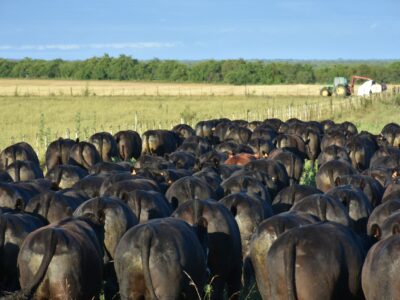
[0, 0, 399, 60]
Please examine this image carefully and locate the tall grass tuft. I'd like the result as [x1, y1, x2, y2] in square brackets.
[300, 160, 318, 187]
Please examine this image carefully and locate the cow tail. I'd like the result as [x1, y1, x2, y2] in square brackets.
[58, 138, 63, 165]
[0, 216, 7, 269]
[328, 168, 335, 188]
[193, 198, 201, 223]
[23, 229, 58, 298]
[56, 167, 63, 188]
[121, 144, 126, 161]
[79, 143, 90, 170]
[283, 241, 298, 300]
[141, 226, 158, 300]
[142, 135, 149, 155]
[43, 194, 53, 220]
[290, 154, 295, 186]
[99, 138, 104, 162]
[135, 195, 142, 223]
[14, 161, 20, 182]
[11, 146, 17, 166]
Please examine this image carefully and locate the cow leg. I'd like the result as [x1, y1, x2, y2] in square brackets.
[210, 276, 226, 300]
[104, 262, 119, 300]
[226, 262, 241, 300]
[242, 257, 255, 294]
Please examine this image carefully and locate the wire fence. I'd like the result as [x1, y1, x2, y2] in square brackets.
[3, 90, 396, 163]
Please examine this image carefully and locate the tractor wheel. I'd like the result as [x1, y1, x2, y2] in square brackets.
[334, 84, 347, 97]
[320, 87, 331, 97]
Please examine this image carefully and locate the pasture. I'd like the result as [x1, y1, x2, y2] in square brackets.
[0, 80, 400, 300]
[0, 79, 332, 97]
[0, 79, 398, 160]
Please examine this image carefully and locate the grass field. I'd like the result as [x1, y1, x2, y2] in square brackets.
[2, 79, 399, 97]
[0, 81, 399, 299]
[0, 79, 326, 97]
[0, 79, 399, 161]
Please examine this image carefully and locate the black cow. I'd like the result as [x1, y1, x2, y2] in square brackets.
[0, 212, 47, 292]
[121, 190, 172, 223]
[114, 130, 142, 161]
[0, 142, 39, 170]
[141, 130, 181, 156]
[165, 176, 216, 210]
[0, 182, 40, 210]
[15, 216, 104, 300]
[269, 149, 304, 185]
[45, 138, 76, 171]
[326, 185, 373, 233]
[221, 173, 271, 204]
[74, 197, 138, 299]
[172, 124, 196, 140]
[335, 174, 384, 208]
[245, 159, 289, 197]
[71, 174, 107, 198]
[219, 192, 272, 289]
[250, 211, 318, 298]
[272, 184, 322, 213]
[316, 160, 357, 192]
[115, 217, 208, 300]
[346, 134, 378, 171]
[45, 165, 88, 189]
[25, 190, 84, 223]
[247, 138, 276, 158]
[68, 141, 101, 170]
[290, 194, 351, 226]
[317, 145, 351, 167]
[173, 199, 242, 300]
[381, 122, 400, 147]
[6, 161, 44, 182]
[265, 222, 365, 300]
[89, 132, 119, 162]
[362, 234, 400, 300]
[367, 199, 400, 237]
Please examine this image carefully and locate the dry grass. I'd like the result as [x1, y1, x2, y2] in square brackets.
[0, 79, 365, 97]
[2, 79, 399, 97]
[0, 84, 398, 161]
[0, 94, 328, 154]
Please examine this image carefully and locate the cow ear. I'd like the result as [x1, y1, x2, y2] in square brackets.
[393, 224, 400, 235]
[334, 177, 341, 187]
[371, 224, 381, 239]
[75, 138, 80, 143]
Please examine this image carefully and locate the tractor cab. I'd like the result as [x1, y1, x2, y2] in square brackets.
[320, 76, 351, 97]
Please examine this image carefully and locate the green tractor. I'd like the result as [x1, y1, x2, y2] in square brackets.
[320, 77, 351, 97]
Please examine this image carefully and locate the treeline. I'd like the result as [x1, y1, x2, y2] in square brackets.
[0, 55, 399, 85]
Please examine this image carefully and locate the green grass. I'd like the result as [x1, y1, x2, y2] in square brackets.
[0, 93, 399, 161]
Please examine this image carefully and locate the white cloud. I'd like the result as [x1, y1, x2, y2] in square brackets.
[0, 42, 178, 51]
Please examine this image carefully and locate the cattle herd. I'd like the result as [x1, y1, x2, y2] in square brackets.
[0, 118, 400, 300]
